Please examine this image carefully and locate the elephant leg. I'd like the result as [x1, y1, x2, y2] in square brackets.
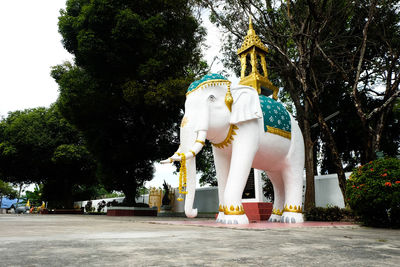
[266, 171, 285, 222]
[281, 118, 305, 223]
[212, 146, 231, 223]
[223, 120, 259, 224]
[281, 165, 304, 223]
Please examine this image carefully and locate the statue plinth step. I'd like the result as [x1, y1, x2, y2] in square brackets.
[243, 202, 272, 222]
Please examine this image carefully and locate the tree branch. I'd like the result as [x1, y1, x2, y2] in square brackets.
[351, 1, 377, 123]
[366, 85, 400, 120]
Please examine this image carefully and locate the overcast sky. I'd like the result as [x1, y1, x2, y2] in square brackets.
[0, 1, 236, 189]
[0, 1, 73, 118]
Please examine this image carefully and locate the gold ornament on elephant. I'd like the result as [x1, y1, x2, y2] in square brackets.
[211, 124, 238, 149]
[177, 153, 188, 201]
[237, 17, 279, 99]
[272, 208, 283, 216]
[225, 83, 233, 112]
[283, 204, 303, 213]
[180, 116, 188, 128]
[223, 204, 245, 215]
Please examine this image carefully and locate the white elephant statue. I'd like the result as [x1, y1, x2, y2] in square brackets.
[161, 73, 305, 224]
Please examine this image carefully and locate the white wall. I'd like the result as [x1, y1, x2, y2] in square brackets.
[304, 172, 351, 208]
[187, 172, 351, 212]
[193, 187, 219, 213]
[74, 173, 350, 213]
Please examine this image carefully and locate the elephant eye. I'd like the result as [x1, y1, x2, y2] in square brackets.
[208, 95, 216, 102]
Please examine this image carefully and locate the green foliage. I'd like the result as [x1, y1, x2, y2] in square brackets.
[198, 142, 217, 186]
[262, 173, 274, 202]
[202, 0, 400, 168]
[92, 187, 125, 199]
[97, 200, 107, 212]
[346, 158, 400, 227]
[53, 0, 207, 203]
[0, 180, 17, 199]
[24, 184, 44, 207]
[0, 106, 98, 208]
[304, 206, 353, 222]
[84, 200, 95, 213]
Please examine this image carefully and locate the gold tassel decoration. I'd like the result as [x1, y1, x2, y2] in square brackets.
[177, 153, 187, 201]
[225, 82, 233, 112]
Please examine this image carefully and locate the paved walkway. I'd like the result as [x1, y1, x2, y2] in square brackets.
[148, 219, 355, 229]
[0, 214, 399, 266]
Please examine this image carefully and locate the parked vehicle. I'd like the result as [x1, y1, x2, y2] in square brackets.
[0, 197, 29, 213]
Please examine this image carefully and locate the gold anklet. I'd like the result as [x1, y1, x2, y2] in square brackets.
[283, 204, 302, 213]
[223, 204, 245, 215]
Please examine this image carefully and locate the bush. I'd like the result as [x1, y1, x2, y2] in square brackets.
[346, 158, 400, 228]
[304, 206, 353, 221]
[84, 200, 95, 213]
[97, 200, 106, 212]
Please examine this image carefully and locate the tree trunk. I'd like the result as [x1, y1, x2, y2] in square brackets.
[285, 78, 316, 211]
[63, 179, 74, 209]
[315, 110, 347, 199]
[303, 101, 315, 211]
[122, 185, 137, 206]
[371, 103, 394, 160]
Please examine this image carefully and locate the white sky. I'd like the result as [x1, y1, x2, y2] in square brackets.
[0, 1, 239, 189]
[0, 0, 74, 118]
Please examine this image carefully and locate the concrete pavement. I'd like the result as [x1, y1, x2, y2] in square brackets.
[0, 214, 399, 266]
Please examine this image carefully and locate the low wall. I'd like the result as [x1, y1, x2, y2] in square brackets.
[74, 172, 349, 215]
[193, 187, 219, 213]
[107, 207, 157, 216]
[309, 172, 351, 208]
[187, 172, 350, 212]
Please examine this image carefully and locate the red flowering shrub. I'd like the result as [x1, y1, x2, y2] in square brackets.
[346, 158, 400, 228]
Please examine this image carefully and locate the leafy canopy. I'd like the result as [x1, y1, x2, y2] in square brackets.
[52, 0, 207, 203]
[0, 180, 18, 200]
[0, 106, 98, 208]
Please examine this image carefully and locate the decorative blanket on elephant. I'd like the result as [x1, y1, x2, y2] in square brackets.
[259, 95, 291, 139]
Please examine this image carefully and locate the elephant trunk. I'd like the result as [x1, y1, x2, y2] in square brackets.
[184, 155, 197, 217]
[160, 128, 207, 218]
[180, 130, 207, 218]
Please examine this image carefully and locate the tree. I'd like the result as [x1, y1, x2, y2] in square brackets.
[24, 184, 43, 207]
[52, 0, 207, 204]
[198, 142, 217, 186]
[0, 106, 98, 208]
[319, 0, 400, 162]
[0, 180, 18, 207]
[199, 0, 400, 203]
[0, 180, 17, 199]
[199, 0, 320, 209]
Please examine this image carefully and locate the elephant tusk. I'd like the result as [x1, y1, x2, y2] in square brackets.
[160, 155, 182, 164]
[180, 130, 206, 160]
[160, 131, 206, 164]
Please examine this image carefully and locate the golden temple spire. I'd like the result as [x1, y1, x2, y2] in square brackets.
[248, 17, 255, 35]
[237, 17, 278, 99]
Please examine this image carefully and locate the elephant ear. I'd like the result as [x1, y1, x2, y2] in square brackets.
[229, 86, 262, 124]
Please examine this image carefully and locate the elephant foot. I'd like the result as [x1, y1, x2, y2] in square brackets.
[221, 214, 249, 225]
[268, 214, 282, 222]
[216, 212, 225, 223]
[281, 212, 304, 223]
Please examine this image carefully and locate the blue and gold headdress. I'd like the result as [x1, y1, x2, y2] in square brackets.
[186, 73, 233, 112]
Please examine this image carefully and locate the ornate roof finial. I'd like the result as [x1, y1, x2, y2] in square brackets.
[248, 16, 255, 35]
[237, 17, 279, 99]
[237, 17, 268, 55]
